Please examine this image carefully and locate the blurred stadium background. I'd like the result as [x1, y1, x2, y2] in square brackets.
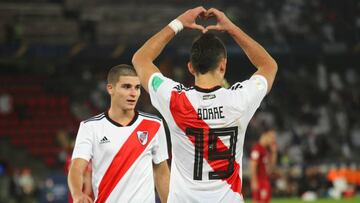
[0, 0, 359, 202]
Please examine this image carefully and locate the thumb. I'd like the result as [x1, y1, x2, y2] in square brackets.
[206, 24, 221, 31]
[190, 23, 206, 32]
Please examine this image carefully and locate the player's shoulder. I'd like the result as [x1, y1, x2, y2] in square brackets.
[229, 82, 244, 91]
[82, 112, 106, 124]
[250, 143, 263, 159]
[150, 72, 180, 91]
[229, 75, 267, 90]
[251, 143, 262, 151]
[172, 83, 194, 93]
[138, 111, 162, 123]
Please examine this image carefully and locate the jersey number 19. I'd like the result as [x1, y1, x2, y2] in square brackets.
[186, 127, 238, 180]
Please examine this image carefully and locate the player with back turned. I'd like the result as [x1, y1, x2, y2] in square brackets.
[132, 7, 277, 202]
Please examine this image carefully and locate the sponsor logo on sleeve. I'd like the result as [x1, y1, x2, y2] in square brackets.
[151, 75, 164, 92]
[251, 150, 259, 160]
[254, 77, 265, 90]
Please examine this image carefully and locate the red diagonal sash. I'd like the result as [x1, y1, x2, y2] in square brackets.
[95, 120, 160, 203]
[170, 91, 242, 195]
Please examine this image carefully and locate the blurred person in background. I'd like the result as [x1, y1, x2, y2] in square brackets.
[132, 6, 277, 203]
[250, 129, 277, 203]
[15, 167, 36, 203]
[68, 64, 170, 203]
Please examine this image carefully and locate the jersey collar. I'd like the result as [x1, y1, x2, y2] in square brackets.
[194, 85, 222, 93]
[105, 110, 138, 127]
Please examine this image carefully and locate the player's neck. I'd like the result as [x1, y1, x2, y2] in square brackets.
[195, 73, 222, 89]
[108, 107, 135, 126]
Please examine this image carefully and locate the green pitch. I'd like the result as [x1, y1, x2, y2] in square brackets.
[245, 197, 359, 203]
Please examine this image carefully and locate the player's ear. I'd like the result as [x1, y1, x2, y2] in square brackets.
[107, 83, 113, 95]
[219, 58, 226, 74]
[187, 62, 196, 76]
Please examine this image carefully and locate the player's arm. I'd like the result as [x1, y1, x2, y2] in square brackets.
[269, 140, 278, 173]
[153, 161, 170, 203]
[250, 158, 259, 192]
[249, 148, 260, 193]
[68, 158, 94, 203]
[83, 164, 93, 198]
[268, 148, 277, 173]
[206, 8, 278, 94]
[132, 6, 206, 92]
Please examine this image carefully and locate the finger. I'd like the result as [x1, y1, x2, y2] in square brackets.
[86, 197, 94, 203]
[193, 6, 207, 18]
[206, 24, 221, 31]
[191, 23, 206, 32]
[206, 8, 217, 15]
[205, 12, 215, 18]
[207, 8, 222, 18]
[198, 11, 207, 20]
[208, 7, 221, 13]
[194, 6, 207, 13]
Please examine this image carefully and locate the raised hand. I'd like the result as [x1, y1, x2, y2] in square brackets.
[177, 6, 207, 32]
[73, 193, 93, 203]
[204, 8, 235, 32]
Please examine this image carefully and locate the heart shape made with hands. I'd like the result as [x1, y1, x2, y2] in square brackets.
[177, 7, 230, 33]
[199, 10, 217, 20]
[189, 8, 228, 33]
[197, 11, 217, 26]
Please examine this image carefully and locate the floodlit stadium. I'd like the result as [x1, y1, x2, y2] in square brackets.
[0, 0, 359, 202]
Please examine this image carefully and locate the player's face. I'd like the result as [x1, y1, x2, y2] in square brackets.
[111, 76, 141, 111]
[266, 131, 276, 146]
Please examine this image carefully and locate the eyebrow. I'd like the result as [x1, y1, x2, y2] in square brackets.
[120, 83, 141, 86]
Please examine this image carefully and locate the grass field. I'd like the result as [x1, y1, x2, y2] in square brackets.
[245, 197, 359, 203]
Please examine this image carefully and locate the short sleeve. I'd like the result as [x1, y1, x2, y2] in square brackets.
[250, 149, 260, 161]
[152, 120, 169, 164]
[235, 75, 268, 121]
[72, 122, 94, 161]
[148, 73, 179, 113]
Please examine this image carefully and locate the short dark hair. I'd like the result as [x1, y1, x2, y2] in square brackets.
[190, 33, 227, 74]
[107, 64, 137, 85]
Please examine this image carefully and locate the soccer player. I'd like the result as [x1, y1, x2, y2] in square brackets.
[68, 64, 170, 203]
[132, 7, 277, 202]
[250, 129, 277, 203]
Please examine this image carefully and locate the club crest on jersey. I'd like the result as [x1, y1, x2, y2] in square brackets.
[137, 131, 148, 145]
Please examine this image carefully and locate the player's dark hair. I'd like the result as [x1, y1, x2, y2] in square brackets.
[107, 64, 137, 85]
[190, 33, 227, 74]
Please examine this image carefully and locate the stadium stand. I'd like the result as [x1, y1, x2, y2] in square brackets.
[0, 75, 78, 167]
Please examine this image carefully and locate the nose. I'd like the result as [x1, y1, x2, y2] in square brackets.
[130, 88, 138, 97]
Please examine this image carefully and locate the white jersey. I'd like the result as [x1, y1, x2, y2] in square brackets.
[72, 111, 168, 203]
[148, 73, 267, 203]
